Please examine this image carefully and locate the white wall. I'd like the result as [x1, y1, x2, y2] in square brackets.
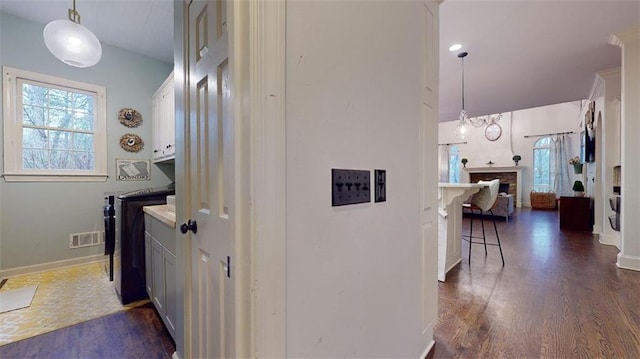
[285, 1, 435, 357]
[440, 101, 583, 206]
[0, 12, 173, 270]
[612, 26, 640, 271]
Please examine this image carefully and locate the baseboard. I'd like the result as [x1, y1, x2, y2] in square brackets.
[598, 232, 620, 248]
[0, 254, 104, 278]
[616, 253, 640, 272]
[420, 339, 436, 359]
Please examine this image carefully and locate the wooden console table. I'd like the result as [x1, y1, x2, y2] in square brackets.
[559, 196, 593, 231]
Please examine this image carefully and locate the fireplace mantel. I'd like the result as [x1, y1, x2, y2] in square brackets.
[463, 166, 526, 207]
[463, 166, 526, 172]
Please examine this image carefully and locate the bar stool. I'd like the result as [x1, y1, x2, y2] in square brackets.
[462, 179, 505, 265]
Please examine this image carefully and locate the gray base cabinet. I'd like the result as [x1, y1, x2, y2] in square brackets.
[144, 214, 176, 340]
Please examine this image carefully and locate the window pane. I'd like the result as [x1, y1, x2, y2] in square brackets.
[49, 130, 72, 149]
[73, 151, 94, 170]
[72, 92, 94, 114]
[48, 88, 72, 110]
[73, 110, 94, 131]
[48, 108, 74, 129]
[74, 133, 94, 151]
[23, 128, 48, 149]
[50, 150, 72, 169]
[22, 83, 47, 106]
[23, 105, 46, 126]
[23, 148, 48, 169]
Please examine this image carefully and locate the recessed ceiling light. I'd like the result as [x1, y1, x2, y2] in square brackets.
[449, 44, 462, 52]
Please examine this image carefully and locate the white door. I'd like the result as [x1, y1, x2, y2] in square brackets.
[184, 0, 235, 357]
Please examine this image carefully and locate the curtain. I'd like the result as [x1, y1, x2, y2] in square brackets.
[438, 145, 450, 183]
[552, 135, 572, 196]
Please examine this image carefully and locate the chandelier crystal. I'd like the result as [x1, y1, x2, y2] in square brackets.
[455, 51, 501, 139]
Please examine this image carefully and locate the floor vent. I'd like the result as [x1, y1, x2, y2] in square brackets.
[70, 231, 103, 249]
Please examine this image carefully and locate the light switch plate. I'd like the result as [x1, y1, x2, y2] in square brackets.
[375, 169, 386, 203]
[331, 169, 370, 206]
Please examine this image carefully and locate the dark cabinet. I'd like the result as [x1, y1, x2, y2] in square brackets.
[560, 196, 593, 231]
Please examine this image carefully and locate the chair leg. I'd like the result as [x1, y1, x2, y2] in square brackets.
[480, 211, 487, 256]
[489, 210, 505, 266]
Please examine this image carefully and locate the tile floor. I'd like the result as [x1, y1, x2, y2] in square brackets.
[0, 261, 146, 346]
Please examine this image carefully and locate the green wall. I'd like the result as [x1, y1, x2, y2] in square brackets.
[0, 12, 174, 270]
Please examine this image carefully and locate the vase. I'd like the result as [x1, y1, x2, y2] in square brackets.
[573, 164, 583, 174]
[574, 191, 585, 197]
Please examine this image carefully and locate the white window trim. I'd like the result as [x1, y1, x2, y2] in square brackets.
[2, 66, 107, 182]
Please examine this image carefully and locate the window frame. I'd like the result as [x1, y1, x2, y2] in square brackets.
[2, 66, 107, 182]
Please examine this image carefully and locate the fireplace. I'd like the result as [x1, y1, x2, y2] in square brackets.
[463, 166, 526, 207]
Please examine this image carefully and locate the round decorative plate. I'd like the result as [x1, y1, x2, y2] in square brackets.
[485, 122, 502, 141]
[118, 108, 143, 128]
[120, 134, 144, 152]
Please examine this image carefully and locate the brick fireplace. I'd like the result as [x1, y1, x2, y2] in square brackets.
[463, 166, 526, 207]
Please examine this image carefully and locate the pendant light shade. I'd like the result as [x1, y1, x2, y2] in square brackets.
[43, 1, 102, 68]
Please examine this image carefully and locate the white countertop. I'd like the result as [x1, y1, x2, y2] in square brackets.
[143, 204, 176, 228]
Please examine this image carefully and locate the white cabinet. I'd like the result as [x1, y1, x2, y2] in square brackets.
[144, 213, 176, 339]
[152, 72, 175, 162]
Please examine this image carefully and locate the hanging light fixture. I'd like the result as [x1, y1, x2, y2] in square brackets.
[43, 0, 102, 68]
[455, 51, 501, 139]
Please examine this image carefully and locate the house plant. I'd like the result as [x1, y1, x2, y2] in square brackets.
[572, 180, 585, 197]
[569, 156, 582, 174]
[512, 155, 521, 165]
[461, 158, 468, 168]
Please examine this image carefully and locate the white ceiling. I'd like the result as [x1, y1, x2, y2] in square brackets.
[439, 0, 639, 122]
[0, 0, 174, 64]
[1, 1, 638, 123]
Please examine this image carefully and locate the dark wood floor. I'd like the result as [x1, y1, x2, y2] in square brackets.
[428, 208, 640, 358]
[0, 302, 175, 359]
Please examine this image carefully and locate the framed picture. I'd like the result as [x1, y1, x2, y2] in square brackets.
[116, 159, 151, 181]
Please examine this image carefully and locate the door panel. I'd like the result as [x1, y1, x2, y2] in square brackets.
[186, 1, 235, 358]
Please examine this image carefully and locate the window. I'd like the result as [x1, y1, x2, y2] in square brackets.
[3, 66, 107, 181]
[448, 145, 460, 183]
[533, 137, 554, 192]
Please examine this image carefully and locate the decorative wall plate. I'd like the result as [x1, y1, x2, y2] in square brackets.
[118, 108, 143, 128]
[120, 133, 144, 152]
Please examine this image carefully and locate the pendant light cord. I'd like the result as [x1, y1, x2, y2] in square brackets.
[68, 0, 81, 24]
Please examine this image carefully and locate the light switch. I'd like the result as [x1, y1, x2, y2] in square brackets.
[375, 169, 386, 203]
[332, 169, 370, 206]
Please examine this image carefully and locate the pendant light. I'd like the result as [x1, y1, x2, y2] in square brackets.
[455, 52, 469, 139]
[455, 51, 501, 139]
[43, 0, 102, 68]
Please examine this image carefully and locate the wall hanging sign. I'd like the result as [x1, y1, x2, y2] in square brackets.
[118, 108, 143, 128]
[116, 159, 151, 181]
[120, 133, 144, 152]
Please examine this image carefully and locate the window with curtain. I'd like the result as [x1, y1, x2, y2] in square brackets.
[533, 137, 554, 192]
[448, 145, 460, 183]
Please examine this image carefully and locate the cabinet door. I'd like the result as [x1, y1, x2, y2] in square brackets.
[162, 80, 175, 159]
[144, 232, 153, 299]
[152, 238, 165, 312]
[163, 247, 177, 338]
[152, 72, 175, 162]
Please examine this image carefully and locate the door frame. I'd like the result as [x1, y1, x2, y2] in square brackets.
[174, 0, 287, 357]
[248, 0, 287, 356]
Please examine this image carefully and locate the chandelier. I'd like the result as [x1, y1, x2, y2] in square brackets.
[456, 51, 501, 139]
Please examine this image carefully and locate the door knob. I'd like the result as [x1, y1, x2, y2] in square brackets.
[180, 219, 198, 234]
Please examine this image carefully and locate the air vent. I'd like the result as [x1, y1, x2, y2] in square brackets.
[70, 231, 103, 249]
